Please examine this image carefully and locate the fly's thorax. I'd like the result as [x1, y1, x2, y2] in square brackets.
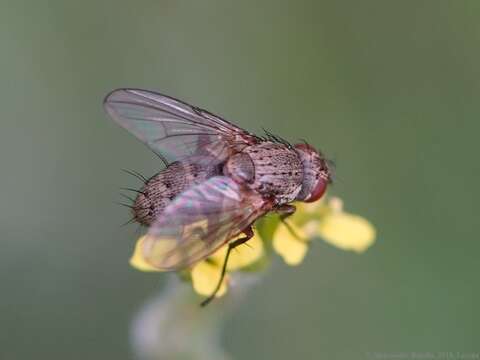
[133, 161, 218, 226]
[225, 142, 304, 204]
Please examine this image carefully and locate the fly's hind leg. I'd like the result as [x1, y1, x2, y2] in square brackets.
[200, 226, 254, 307]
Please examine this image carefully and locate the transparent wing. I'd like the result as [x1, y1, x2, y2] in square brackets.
[104, 88, 259, 163]
[141, 176, 269, 270]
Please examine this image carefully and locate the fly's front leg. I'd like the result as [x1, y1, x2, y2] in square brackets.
[275, 204, 304, 241]
[276, 204, 296, 220]
[200, 226, 254, 307]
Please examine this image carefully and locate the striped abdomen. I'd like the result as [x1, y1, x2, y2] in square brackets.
[132, 161, 218, 226]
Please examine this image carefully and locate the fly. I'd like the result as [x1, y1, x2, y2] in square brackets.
[104, 88, 334, 305]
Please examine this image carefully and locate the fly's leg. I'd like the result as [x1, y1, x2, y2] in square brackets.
[276, 204, 304, 241]
[276, 204, 296, 220]
[200, 226, 254, 307]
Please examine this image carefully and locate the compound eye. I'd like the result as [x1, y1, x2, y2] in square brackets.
[305, 178, 327, 203]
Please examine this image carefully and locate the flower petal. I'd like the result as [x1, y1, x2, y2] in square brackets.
[296, 199, 325, 214]
[129, 236, 164, 272]
[272, 221, 309, 266]
[317, 213, 376, 253]
[292, 198, 330, 225]
[190, 261, 228, 297]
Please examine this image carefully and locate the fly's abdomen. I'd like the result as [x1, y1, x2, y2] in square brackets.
[133, 161, 217, 226]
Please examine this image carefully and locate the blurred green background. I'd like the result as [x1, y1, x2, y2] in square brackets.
[1, 0, 479, 359]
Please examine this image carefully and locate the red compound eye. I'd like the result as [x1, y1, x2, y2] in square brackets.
[305, 178, 327, 203]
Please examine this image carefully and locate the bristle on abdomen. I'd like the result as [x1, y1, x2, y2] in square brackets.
[132, 161, 216, 226]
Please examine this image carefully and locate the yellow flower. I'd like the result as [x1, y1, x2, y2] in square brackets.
[209, 233, 264, 271]
[129, 235, 163, 272]
[129, 196, 375, 298]
[272, 196, 376, 266]
[190, 233, 264, 297]
[130, 232, 265, 297]
[318, 212, 376, 253]
[190, 261, 229, 298]
[272, 221, 308, 266]
[316, 197, 376, 253]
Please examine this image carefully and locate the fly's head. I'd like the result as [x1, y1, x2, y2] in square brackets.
[294, 143, 334, 203]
